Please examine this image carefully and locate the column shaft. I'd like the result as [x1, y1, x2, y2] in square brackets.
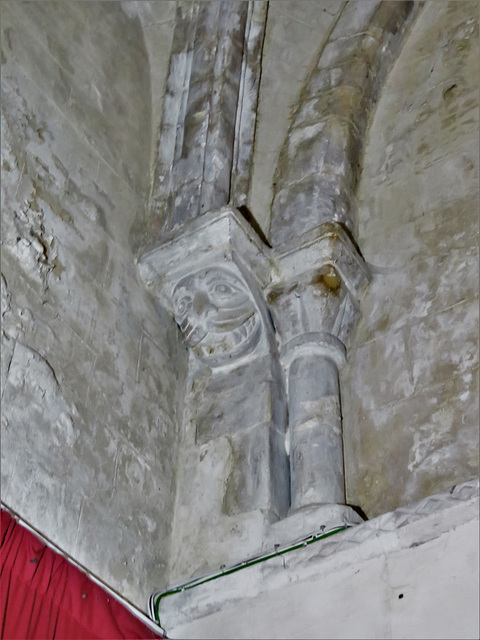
[288, 354, 345, 510]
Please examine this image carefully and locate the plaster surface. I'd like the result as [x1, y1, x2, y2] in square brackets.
[175, 518, 479, 639]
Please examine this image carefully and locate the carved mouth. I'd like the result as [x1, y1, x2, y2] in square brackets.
[211, 309, 255, 333]
[183, 322, 208, 346]
[195, 314, 261, 364]
[232, 313, 256, 344]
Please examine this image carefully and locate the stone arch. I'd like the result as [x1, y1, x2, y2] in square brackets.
[133, 1, 268, 256]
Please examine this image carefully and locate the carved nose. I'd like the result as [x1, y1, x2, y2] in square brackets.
[193, 291, 216, 316]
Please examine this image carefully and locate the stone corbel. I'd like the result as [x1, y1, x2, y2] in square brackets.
[138, 208, 274, 369]
[266, 221, 371, 516]
[138, 207, 290, 527]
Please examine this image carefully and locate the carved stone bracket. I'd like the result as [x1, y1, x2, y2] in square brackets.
[139, 207, 290, 541]
[139, 213, 370, 533]
[267, 221, 370, 350]
[138, 207, 273, 369]
[136, 0, 422, 583]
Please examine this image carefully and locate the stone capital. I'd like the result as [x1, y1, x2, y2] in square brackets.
[266, 222, 371, 348]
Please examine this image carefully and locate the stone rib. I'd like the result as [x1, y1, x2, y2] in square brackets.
[230, 1, 269, 208]
[270, 0, 421, 247]
[150, 1, 250, 241]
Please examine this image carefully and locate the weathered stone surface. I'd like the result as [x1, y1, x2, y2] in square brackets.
[287, 354, 344, 508]
[2, 1, 152, 200]
[288, 355, 341, 429]
[194, 357, 284, 444]
[222, 424, 290, 519]
[249, 1, 344, 232]
[139, 208, 273, 367]
[167, 440, 270, 583]
[230, 2, 268, 207]
[343, 0, 479, 518]
[1, 1, 187, 610]
[140, 207, 291, 581]
[1, 0, 478, 626]
[172, 266, 262, 367]
[263, 218, 370, 515]
[266, 222, 370, 342]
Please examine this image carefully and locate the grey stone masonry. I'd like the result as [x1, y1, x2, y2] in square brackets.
[138, 1, 422, 581]
[270, 0, 420, 245]
[230, 1, 268, 208]
[138, 209, 365, 580]
[265, 1, 421, 514]
[266, 222, 371, 510]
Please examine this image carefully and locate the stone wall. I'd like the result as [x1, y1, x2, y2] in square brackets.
[0, 2, 187, 607]
[248, 0, 478, 522]
[342, 0, 479, 517]
[1, 0, 478, 614]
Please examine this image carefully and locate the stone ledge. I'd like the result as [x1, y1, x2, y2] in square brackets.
[155, 477, 479, 634]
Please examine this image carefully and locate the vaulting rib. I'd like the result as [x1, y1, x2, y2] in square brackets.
[149, 1, 267, 241]
[270, 0, 421, 247]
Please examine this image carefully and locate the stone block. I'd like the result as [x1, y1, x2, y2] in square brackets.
[194, 356, 286, 444]
[357, 245, 479, 341]
[408, 300, 478, 393]
[320, 32, 380, 70]
[306, 55, 372, 103]
[271, 178, 355, 246]
[288, 355, 341, 429]
[172, 179, 202, 227]
[348, 327, 415, 412]
[328, 0, 380, 42]
[2, 1, 151, 197]
[0, 1, 187, 611]
[5, 453, 84, 551]
[222, 423, 290, 520]
[343, 375, 479, 518]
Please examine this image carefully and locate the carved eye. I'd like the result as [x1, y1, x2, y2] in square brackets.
[176, 297, 191, 316]
[213, 283, 233, 297]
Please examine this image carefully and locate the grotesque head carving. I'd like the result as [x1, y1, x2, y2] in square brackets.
[172, 267, 261, 365]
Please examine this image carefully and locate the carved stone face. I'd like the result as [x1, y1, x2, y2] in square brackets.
[172, 267, 261, 365]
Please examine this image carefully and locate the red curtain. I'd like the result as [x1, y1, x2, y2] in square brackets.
[0, 509, 164, 640]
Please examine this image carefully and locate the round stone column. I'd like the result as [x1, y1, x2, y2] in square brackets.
[284, 336, 347, 512]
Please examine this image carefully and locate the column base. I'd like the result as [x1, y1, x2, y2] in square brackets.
[261, 503, 364, 552]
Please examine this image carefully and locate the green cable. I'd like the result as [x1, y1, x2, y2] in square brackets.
[151, 525, 348, 627]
